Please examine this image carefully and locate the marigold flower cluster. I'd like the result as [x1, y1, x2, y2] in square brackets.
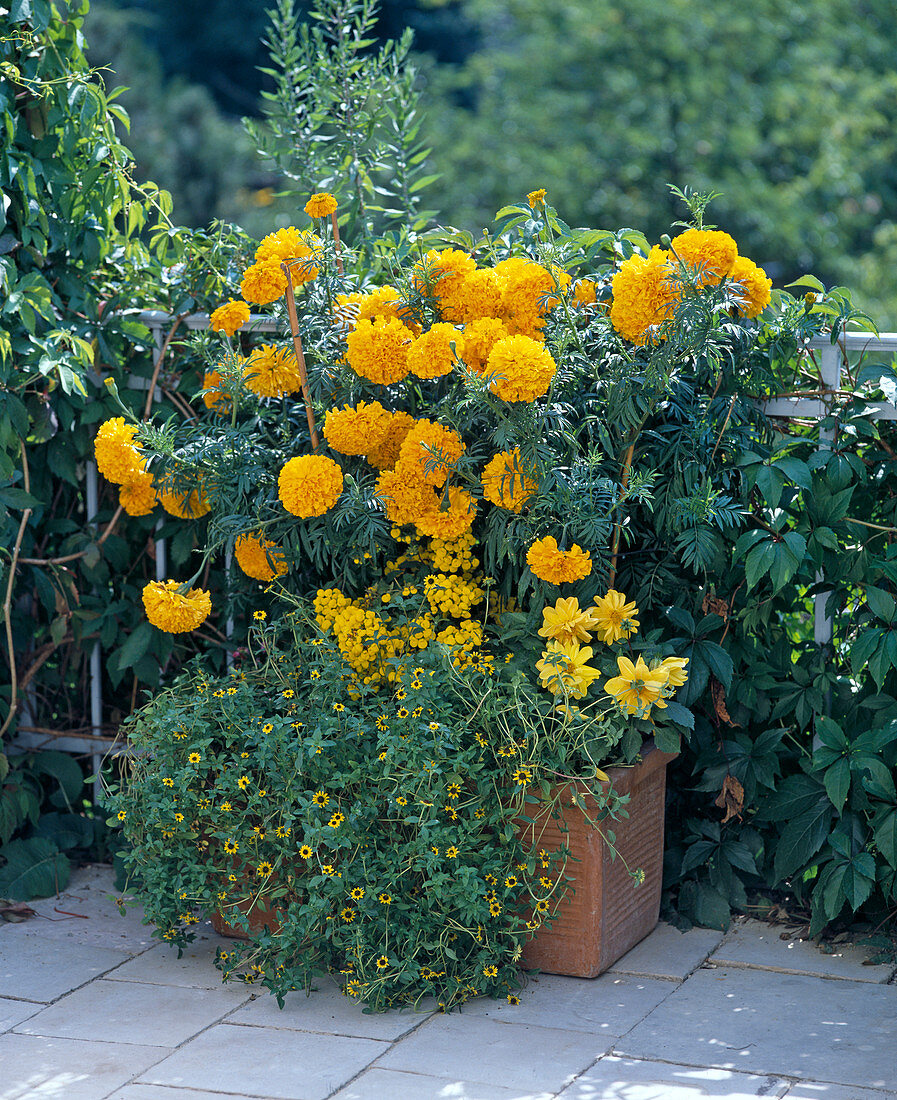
[209, 300, 250, 338]
[278, 455, 344, 519]
[526, 536, 592, 584]
[304, 192, 337, 218]
[610, 229, 772, 344]
[324, 401, 392, 456]
[424, 572, 484, 618]
[234, 532, 289, 582]
[142, 580, 212, 633]
[243, 345, 304, 398]
[481, 448, 538, 512]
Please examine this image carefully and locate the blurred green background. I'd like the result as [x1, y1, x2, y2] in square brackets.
[85, 0, 897, 324]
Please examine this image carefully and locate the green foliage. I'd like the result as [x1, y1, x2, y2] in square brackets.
[246, 0, 437, 252]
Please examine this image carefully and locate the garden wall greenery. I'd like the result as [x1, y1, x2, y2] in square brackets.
[2, 0, 897, 955]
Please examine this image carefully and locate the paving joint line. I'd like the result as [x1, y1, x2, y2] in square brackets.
[323, 1008, 443, 1099]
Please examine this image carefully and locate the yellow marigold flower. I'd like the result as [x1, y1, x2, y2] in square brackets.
[495, 257, 568, 337]
[118, 467, 156, 517]
[527, 188, 547, 208]
[729, 256, 772, 318]
[304, 192, 337, 218]
[345, 316, 413, 386]
[526, 536, 592, 584]
[255, 227, 321, 285]
[413, 248, 477, 321]
[415, 485, 478, 540]
[485, 334, 557, 403]
[604, 654, 669, 716]
[94, 418, 143, 484]
[209, 299, 250, 338]
[609, 247, 679, 346]
[324, 400, 392, 456]
[536, 640, 602, 699]
[573, 279, 597, 307]
[240, 259, 288, 305]
[591, 589, 640, 645]
[657, 655, 690, 689]
[375, 468, 433, 526]
[243, 344, 303, 398]
[157, 480, 211, 519]
[365, 410, 416, 470]
[234, 532, 288, 582]
[396, 419, 465, 487]
[201, 367, 239, 413]
[278, 454, 344, 518]
[670, 228, 738, 286]
[335, 284, 413, 328]
[142, 580, 212, 633]
[461, 316, 509, 373]
[538, 596, 599, 645]
[407, 323, 463, 380]
[481, 448, 537, 512]
[451, 268, 504, 324]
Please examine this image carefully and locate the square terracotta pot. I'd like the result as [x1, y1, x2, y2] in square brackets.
[520, 740, 677, 978]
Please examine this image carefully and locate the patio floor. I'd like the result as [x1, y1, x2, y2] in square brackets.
[1, 864, 895, 1100]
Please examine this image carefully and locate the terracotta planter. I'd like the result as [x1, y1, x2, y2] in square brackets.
[210, 892, 282, 940]
[520, 739, 677, 978]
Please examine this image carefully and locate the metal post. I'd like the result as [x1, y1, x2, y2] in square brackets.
[85, 460, 104, 798]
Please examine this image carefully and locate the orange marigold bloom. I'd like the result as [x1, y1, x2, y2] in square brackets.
[202, 369, 230, 412]
[461, 317, 509, 373]
[481, 448, 537, 512]
[485, 334, 557, 402]
[118, 467, 156, 517]
[414, 485, 477, 540]
[324, 400, 392, 456]
[375, 468, 433, 526]
[670, 228, 738, 286]
[407, 323, 463, 380]
[526, 536, 592, 584]
[414, 249, 477, 321]
[234, 532, 288, 582]
[573, 279, 597, 307]
[495, 257, 568, 337]
[243, 344, 303, 398]
[452, 267, 504, 323]
[729, 255, 772, 318]
[345, 316, 413, 386]
[396, 419, 465, 487]
[255, 226, 320, 269]
[209, 299, 250, 338]
[278, 455, 343, 518]
[157, 482, 211, 519]
[609, 247, 679, 346]
[304, 192, 337, 218]
[142, 580, 212, 633]
[527, 188, 547, 208]
[365, 411, 417, 470]
[240, 260, 288, 305]
[94, 418, 143, 484]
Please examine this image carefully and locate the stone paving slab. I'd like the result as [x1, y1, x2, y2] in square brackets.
[0, 863, 153, 954]
[782, 1084, 897, 1099]
[710, 919, 896, 984]
[458, 973, 675, 1037]
[227, 974, 431, 1041]
[554, 1056, 788, 1099]
[15, 977, 251, 1048]
[376, 1014, 613, 1093]
[0, 995, 40, 1033]
[107, 1087, 279, 1100]
[139, 1022, 388, 1100]
[0, 1032, 168, 1100]
[331, 1067, 555, 1099]
[608, 922, 726, 981]
[0, 933, 130, 1002]
[617, 967, 897, 1090]
[779, 1082, 897, 1100]
[107, 935, 229, 989]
